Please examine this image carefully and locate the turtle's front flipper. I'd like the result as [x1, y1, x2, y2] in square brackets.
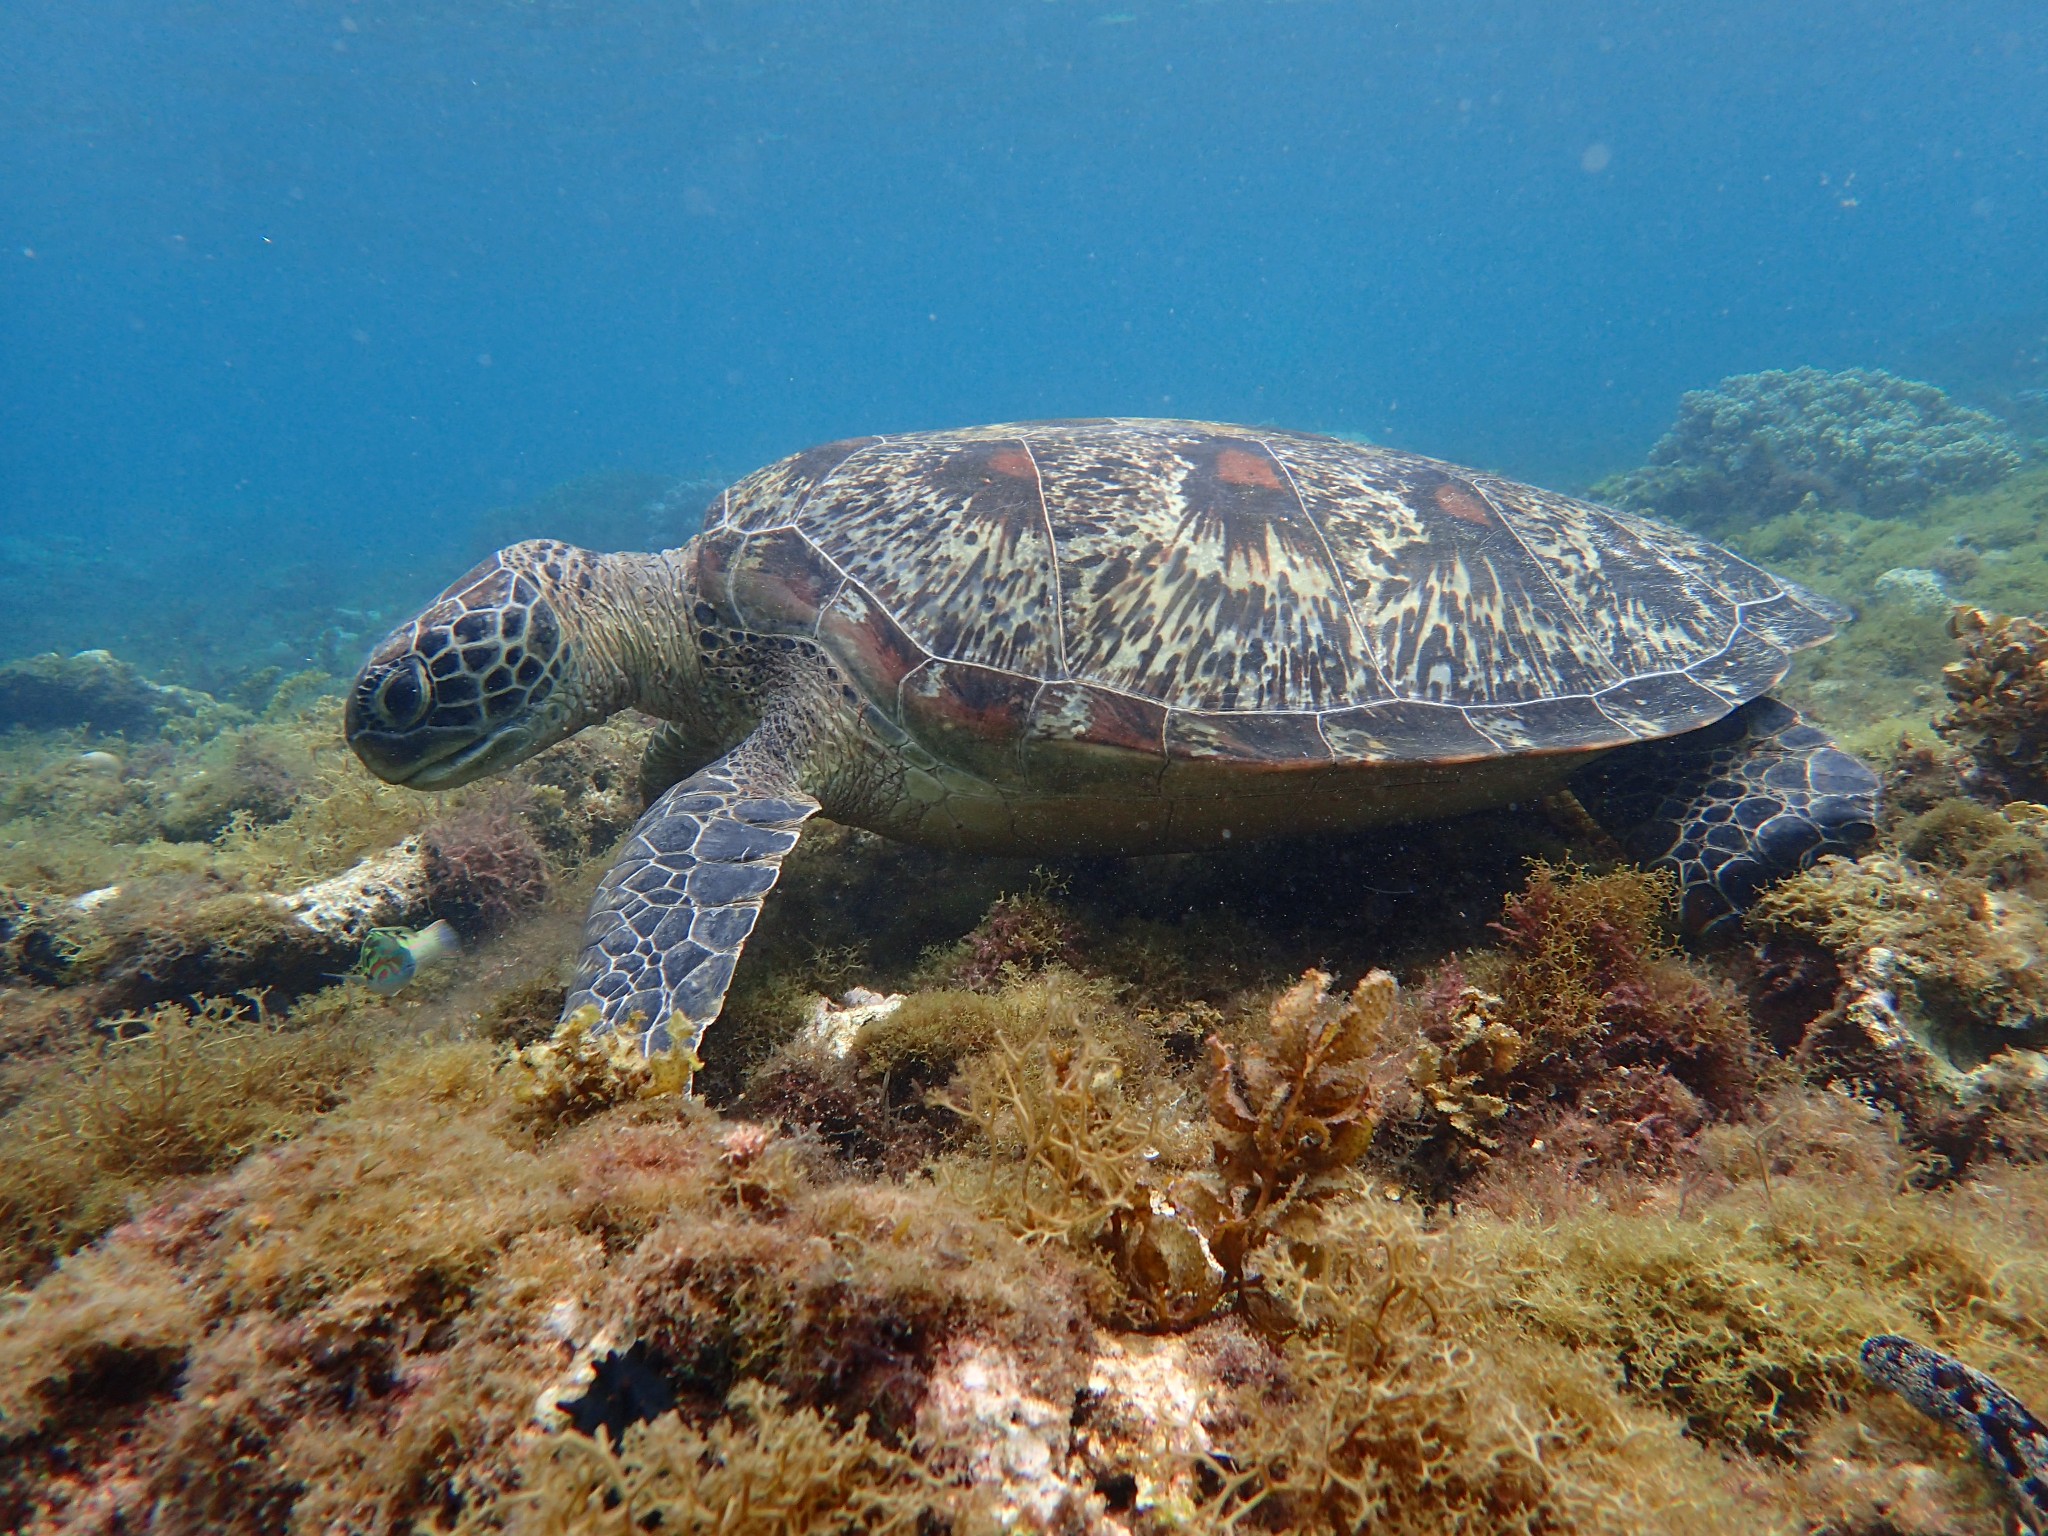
[1571, 696, 1878, 936]
[565, 730, 820, 1056]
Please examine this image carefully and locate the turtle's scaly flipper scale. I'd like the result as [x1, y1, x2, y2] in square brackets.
[1571, 696, 1878, 935]
[565, 733, 820, 1055]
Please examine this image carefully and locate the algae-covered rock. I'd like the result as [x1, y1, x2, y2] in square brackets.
[0, 650, 224, 736]
[282, 836, 434, 942]
[1873, 565, 1953, 615]
[0, 889, 99, 987]
[1596, 366, 2024, 529]
[1940, 606, 2048, 797]
[1750, 846, 2048, 1162]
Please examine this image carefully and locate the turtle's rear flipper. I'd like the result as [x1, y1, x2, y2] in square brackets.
[1571, 696, 1878, 936]
[564, 730, 820, 1057]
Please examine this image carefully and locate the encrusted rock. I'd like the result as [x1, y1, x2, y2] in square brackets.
[283, 836, 433, 942]
[1940, 607, 2048, 795]
[794, 987, 906, 1059]
[1835, 944, 2048, 1105]
[918, 1337, 1089, 1530]
[0, 649, 225, 735]
[1874, 566, 1953, 615]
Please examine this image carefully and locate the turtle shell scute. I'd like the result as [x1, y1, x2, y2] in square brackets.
[709, 419, 1846, 762]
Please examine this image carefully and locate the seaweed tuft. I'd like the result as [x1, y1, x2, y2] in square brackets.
[1939, 605, 2048, 799]
[438, 1380, 952, 1535]
[511, 1006, 697, 1135]
[424, 805, 552, 939]
[0, 995, 377, 1286]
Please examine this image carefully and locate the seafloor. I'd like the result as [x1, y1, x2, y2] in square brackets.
[5, 416, 2048, 1534]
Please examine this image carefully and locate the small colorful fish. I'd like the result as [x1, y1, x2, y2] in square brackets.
[344, 920, 461, 995]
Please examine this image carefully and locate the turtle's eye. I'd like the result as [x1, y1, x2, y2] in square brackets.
[374, 656, 430, 729]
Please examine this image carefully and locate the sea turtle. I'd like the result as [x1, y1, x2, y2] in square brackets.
[347, 420, 1879, 1057]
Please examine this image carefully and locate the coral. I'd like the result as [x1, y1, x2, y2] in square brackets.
[20, 550, 2048, 1534]
[0, 649, 226, 736]
[1938, 605, 2048, 797]
[424, 805, 552, 938]
[1595, 366, 2024, 529]
[1406, 984, 1519, 1171]
[1752, 853, 2048, 1051]
[1746, 831, 2048, 1175]
[1871, 564, 1954, 615]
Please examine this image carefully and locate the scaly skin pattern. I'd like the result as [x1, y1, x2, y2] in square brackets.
[564, 647, 864, 1055]
[1570, 696, 1878, 934]
[348, 419, 1882, 1053]
[1862, 1334, 2048, 1534]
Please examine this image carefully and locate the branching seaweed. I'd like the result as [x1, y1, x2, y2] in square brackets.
[440, 1382, 953, 1535]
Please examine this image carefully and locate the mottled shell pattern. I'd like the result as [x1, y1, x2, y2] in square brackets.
[693, 419, 1844, 766]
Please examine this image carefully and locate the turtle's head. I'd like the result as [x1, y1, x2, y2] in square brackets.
[348, 540, 635, 789]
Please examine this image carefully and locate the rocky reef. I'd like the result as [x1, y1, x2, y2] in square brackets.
[1594, 366, 2025, 531]
[9, 440, 2048, 1532]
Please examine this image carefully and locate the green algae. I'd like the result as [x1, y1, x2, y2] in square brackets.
[1708, 469, 2048, 752]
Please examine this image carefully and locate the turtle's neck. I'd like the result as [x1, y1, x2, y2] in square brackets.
[578, 546, 702, 724]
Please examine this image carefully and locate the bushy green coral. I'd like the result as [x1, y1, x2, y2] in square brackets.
[0, 649, 229, 736]
[1595, 366, 2024, 529]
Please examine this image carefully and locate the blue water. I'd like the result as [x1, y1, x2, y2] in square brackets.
[4, 0, 2046, 649]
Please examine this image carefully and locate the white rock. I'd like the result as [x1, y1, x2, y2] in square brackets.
[919, 1338, 1083, 1529]
[1873, 566, 1951, 614]
[284, 836, 433, 941]
[794, 988, 905, 1059]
